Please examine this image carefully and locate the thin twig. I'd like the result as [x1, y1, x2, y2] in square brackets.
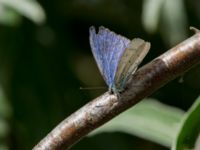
[33, 31, 200, 150]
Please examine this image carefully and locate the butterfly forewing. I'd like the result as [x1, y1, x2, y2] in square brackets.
[115, 38, 150, 89]
[89, 26, 130, 88]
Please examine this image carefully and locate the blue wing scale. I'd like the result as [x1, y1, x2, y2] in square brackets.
[89, 26, 130, 89]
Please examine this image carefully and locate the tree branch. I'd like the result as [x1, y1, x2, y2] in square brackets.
[33, 31, 200, 150]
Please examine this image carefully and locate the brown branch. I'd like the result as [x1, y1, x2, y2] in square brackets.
[33, 31, 200, 150]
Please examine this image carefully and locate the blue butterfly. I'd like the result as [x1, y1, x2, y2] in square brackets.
[89, 26, 150, 95]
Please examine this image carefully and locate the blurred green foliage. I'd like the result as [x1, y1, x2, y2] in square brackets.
[89, 99, 184, 148]
[0, 0, 200, 150]
[172, 96, 200, 150]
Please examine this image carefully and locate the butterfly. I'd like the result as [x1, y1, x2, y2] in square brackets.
[89, 26, 150, 95]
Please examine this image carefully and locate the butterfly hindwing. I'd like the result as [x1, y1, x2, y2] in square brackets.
[89, 26, 130, 89]
[126, 39, 150, 76]
[115, 38, 150, 89]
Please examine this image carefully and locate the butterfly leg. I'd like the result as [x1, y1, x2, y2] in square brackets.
[109, 86, 120, 98]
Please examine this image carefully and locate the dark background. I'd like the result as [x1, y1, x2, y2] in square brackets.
[0, 0, 200, 149]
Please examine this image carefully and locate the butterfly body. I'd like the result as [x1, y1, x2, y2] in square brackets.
[89, 26, 150, 95]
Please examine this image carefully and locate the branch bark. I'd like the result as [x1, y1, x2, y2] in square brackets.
[33, 31, 200, 150]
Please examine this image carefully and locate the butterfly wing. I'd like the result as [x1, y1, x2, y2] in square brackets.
[115, 38, 150, 89]
[89, 26, 130, 88]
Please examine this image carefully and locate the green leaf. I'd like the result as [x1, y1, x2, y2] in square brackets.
[0, 89, 12, 119]
[142, 0, 165, 33]
[0, 5, 21, 26]
[89, 99, 184, 147]
[161, 0, 188, 46]
[142, 0, 187, 46]
[0, 0, 46, 25]
[172, 96, 200, 150]
[0, 87, 11, 150]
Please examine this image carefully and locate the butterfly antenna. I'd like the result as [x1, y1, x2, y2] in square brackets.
[79, 86, 106, 90]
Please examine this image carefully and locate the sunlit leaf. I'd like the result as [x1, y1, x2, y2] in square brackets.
[142, 0, 165, 33]
[0, 0, 46, 25]
[142, 0, 188, 46]
[161, 0, 188, 46]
